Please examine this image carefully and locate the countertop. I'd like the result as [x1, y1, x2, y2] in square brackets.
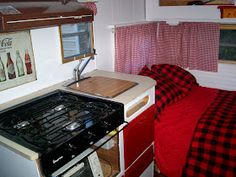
[0, 70, 155, 160]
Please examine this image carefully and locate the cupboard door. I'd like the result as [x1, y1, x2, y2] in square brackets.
[125, 145, 153, 177]
[124, 105, 155, 169]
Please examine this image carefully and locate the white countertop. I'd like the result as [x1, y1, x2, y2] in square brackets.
[0, 70, 155, 160]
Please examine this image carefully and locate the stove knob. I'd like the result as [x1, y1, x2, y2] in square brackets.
[102, 120, 111, 128]
[65, 143, 77, 152]
[86, 131, 96, 145]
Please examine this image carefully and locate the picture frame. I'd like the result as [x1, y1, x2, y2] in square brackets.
[159, 0, 234, 6]
[0, 31, 37, 91]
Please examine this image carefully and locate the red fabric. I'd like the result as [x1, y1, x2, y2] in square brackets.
[184, 23, 220, 72]
[138, 66, 186, 115]
[154, 86, 218, 177]
[156, 22, 185, 67]
[115, 23, 157, 74]
[115, 22, 219, 74]
[182, 90, 236, 177]
[151, 64, 198, 92]
[156, 22, 220, 72]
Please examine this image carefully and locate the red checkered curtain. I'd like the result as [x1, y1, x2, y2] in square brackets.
[184, 22, 220, 72]
[156, 22, 188, 67]
[115, 23, 158, 74]
[156, 22, 220, 72]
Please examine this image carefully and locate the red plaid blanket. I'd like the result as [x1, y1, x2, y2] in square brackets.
[182, 90, 236, 177]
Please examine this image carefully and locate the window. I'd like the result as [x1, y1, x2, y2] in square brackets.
[219, 25, 236, 64]
[59, 22, 94, 63]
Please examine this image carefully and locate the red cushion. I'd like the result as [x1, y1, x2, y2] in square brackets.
[139, 65, 185, 115]
[151, 64, 198, 92]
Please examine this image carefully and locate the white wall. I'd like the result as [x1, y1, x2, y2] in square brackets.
[94, 0, 115, 71]
[189, 63, 236, 91]
[0, 27, 96, 105]
[146, 0, 236, 23]
[95, 0, 146, 71]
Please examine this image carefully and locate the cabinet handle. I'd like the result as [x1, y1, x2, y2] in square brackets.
[6, 15, 92, 24]
[126, 96, 149, 118]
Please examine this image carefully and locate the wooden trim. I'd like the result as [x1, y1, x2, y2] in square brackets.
[90, 23, 95, 54]
[219, 60, 236, 64]
[62, 53, 95, 64]
[126, 96, 149, 118]
[220, 24, 236, 30]
[58, 25, 65, 63]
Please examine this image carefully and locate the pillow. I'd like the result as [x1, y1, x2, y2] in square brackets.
[139, 65, 186, 115]
[151, 64, 198, 92]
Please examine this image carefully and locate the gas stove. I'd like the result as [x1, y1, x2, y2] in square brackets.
[0, 90, 124, 176]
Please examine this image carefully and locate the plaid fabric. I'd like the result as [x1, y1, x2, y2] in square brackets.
[139, 66, 185, 115]
[182, 90, 236, 177]
[151, 64, 198, 92]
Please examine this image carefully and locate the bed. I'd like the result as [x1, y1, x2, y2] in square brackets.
[139, 64, 236, 177]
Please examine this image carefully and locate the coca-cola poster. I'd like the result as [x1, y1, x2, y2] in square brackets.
[0, 31, 36, 91]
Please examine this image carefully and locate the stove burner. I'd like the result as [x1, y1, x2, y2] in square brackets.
[13, 120, 30, 129]
[64, 122, 82, 131]
[54, 105, 65, 111]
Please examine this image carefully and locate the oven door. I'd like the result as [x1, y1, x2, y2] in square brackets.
[60, 152, 103, 177]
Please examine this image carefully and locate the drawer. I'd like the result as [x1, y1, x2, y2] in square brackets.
[125, 145, 154, 177]
[124, 105, 155, 169]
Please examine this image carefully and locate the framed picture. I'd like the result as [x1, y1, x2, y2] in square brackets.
[59, 22, 94, 64]
[0, 31, 36, 91]
[159, 0, 234, 6]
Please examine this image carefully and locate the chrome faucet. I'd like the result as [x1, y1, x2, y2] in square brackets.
[73, 56, 95, 82]
[73, 59, 83, 82]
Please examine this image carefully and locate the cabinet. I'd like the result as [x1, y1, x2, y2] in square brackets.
[123, 105, 155, 176]
[0, 1, 93, 32]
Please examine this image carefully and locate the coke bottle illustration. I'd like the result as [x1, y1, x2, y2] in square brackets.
[16, 50, 25, 77]
[7, 52, 16, 79]
[24, 49, 32, 74]
[0, 56, 6, 82]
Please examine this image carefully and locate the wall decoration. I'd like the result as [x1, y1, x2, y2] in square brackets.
[160, 0, 234, 6]
[0, 31, 36, 91]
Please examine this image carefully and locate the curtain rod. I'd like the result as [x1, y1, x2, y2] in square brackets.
[108, 21, 156, 29]
[109, 19, 236, 30]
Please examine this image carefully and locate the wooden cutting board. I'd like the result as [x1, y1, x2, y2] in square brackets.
[68, 76, 138, 98]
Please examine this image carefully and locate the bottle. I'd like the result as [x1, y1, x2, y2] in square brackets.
[24, 49, 32, 74]
[16, 50, 25, 77]
[7, 52, 16, 79]
[0, 56, 6, 82]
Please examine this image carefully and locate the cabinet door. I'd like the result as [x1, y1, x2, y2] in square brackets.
[124, 105, 155, 169]
[125, 145, 153, 177]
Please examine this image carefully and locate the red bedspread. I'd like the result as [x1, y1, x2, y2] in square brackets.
[182, 89, 236, 177]
[154, 86, 218, 177]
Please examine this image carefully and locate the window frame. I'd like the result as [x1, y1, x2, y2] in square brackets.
[59, 22, 95, 64]
[219, 24, 236, 64]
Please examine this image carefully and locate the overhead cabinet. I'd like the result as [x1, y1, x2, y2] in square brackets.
[0, 1, 94, 32]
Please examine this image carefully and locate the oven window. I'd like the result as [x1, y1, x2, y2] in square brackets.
[59, 22, 94, 64]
